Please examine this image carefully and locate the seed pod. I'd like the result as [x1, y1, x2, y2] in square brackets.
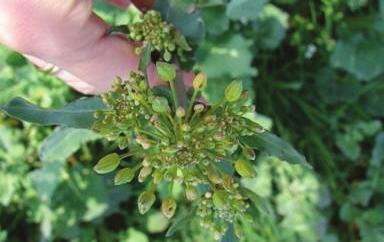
[193, 73, 207, 91]
[186, 185, 198, 201]
[152, 96, 169, 113]
[114, 167, 136, 185]
[138, 166, 152, 183]
[243, 148, 256, 160]
[212, 190, 227, 209]
[156, 62, 176, 81]
[94, 153, 121, 174]
[138, 191, 156, 214]
[161, 197, 177, 218]
[206, 166, 222, 184]
[223, 175, 235, 191]
[152, 169, 163, 184]
[234, 159, 255, 178]
[225, 80, 243, 102]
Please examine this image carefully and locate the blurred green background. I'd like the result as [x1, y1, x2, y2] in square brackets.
[1, 0, 384, 241]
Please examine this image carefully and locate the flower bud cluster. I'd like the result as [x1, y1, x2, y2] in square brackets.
[93, 70, 265, 240]
[127, 10, 191, 61]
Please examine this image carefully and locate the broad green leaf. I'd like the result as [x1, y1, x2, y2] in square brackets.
[94, 153, 121, 174]
[252, 4, 288, 49]
[227, 0, 268, 20]
[331, 33, 384, 81]
[220, 223, 239, 242]
[155, 0, 205, 41]
[370, 132, 384, 167]
[1, 97, 106, 128]
[197, 34, 257, 79]
[29, 160, 65, 200]
[241, 132, 310, 168]
[39, 127, 100, 162]
[201, 6, 229, 35]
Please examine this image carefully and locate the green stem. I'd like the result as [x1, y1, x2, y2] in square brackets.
[169, 80, 179, 109]
[187, 90, 198, 120]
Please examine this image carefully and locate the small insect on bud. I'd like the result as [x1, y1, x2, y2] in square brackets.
[194, 104, 205, 113]
[152, 97, 169, 113]
[138, 191, 156, 214]
[234, 159, 256, 178]
[94, 153, 121, 174]
[212, 190, 227, 209]
[161, 198, 177, 218]
[114, 167, 136, 185]
[186, 185, 198, 201]
[193, 73, 208, 91]
[176, 107, 186, 118]
[156, 62, 176, 82]
[138, 166, 152, 183]
[224, 80, 243, 102]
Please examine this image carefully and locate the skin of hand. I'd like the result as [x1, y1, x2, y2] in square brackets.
[0, 0, 192, 94]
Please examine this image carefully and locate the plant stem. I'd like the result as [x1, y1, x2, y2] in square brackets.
[187, 89, 198, 120]
[169, 80, 179, 109]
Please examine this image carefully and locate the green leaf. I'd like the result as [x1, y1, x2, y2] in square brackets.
[197, 34, 257, 79]
[1, 97, 106, 128]
[241, 132, 310, 168]
[165, 210, 193, 237]
[331, 33, 384, 81]
[227, 0, 268, 20]
[370, 132, 384, 167]
[155, 0, 204, 41]
[220, 223, 239, 242]
[201, 6, 229, 35]
[5, 51, 27, 68]
[156, 62, 177, 81]
[94, 153, 121, 174]
[39, 127, 100, 162]
[139, 44, 152, 76]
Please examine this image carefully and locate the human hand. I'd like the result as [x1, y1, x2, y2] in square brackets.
[0, 0, 192, 94]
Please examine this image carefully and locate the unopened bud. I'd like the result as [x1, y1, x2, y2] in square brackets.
[176, 107, 186, 118]
[193, 73, 207, 91]
[225, 80, 243, 102]
[206, 166, 222, 184]
[114, 167, 135, 185]
[152, 96, 169, 113]
[194, 104, 204, 113]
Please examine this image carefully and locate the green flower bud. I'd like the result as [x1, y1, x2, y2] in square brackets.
[234, 159, 255, 178]
[156, 62, 176, 81]
[212, 190, 227, 209]
[225, 80, 243, 102]
[138, 191, 156, 214]
[152, 96, 169, 113]
[194, 104, 204, 113]
[161, 197, 177, 219]
[152, 169, 163, 184]
[193, 73, 207, 91]
[223, 175, 235, 191]
[176, 107, 186, 118]
[94, 153, 121, 174]
[114, 167, 136, 185]
[186, 185, 198, 201]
